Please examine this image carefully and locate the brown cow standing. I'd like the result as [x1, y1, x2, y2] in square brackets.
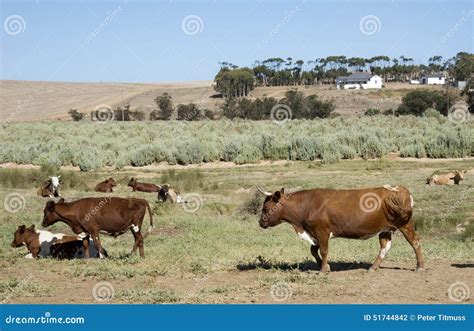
[257, 185, 424, 273]
[42, 197, 153, 258]
[94, 178, 117, 193]
[128, 178, 160, 193]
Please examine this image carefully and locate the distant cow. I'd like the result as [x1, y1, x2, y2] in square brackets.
[94, 178, 117, 193]
[11, 224, 100, 259]
[256, 185, 424, 273]
[128, 178, 160, 193]
[42, 197, 153, 258]
[37, 176, 62, 198]
[427, 170, 466, 186]
[157, 184, 185, 204]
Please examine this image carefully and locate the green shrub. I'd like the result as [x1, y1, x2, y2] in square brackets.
[364, 108, 381, 116]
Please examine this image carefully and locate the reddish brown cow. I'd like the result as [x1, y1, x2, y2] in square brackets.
[257, 185, 424, 273]
[94, 178, 117, 193]
[42, 197, 153, 258]
[128, 178, 160, 193]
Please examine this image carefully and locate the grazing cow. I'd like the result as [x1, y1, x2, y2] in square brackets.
[10, 224, 100, 259]
[94, 178, 117, 193]
[256, 185, 424, 273]
[37, 176, 62, 198]
[157, 184, 185, 204]
[127, 178, 160, 193]
[41, 197, 153, 258]
[426, 170, 466, 186]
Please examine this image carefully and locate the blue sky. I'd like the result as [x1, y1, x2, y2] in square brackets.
[0, 0, 472, 83]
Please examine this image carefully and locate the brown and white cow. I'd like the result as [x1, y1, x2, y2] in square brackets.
[127, 178, 160, 193]
[426, 170, 466, 186]
[257, 185, 424, 273]
[157, 184, 185, 204]
[94, 178, 117, 193]
[11, 224, 100, 259]
[42, 197, 153, 258]
[37, 176, 62, 198]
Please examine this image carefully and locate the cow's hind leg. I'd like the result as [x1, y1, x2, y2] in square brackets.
[318, 234, 331, 273]
[130, 228, 145, 258]
[368, 232, 392, 272]
[91, 234, 108, 258]
[310, 245, 322, 268]
[399, 221, 424, 271]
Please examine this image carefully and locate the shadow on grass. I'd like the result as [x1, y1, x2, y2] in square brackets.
[236, 256, 372, 272]
[451, 263, 474, 269]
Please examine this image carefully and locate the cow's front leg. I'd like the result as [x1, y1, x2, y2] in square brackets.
[369, 232, 392, 272]
[310, 245, 322, 268]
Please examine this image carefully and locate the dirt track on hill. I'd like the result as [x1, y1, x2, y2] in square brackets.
[1, 259, 472, 304]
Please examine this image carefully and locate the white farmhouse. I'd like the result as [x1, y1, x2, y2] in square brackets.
[420, 74, 445, 85]
[336, 73, 383, 90]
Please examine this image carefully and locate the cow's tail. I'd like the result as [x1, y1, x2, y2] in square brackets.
[146, 201, 154, 233]
[383, 187, 413, 224]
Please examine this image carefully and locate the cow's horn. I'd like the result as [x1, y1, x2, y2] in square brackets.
[256, 185, 272, 196]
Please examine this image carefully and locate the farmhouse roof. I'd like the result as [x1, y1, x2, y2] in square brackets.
[336, 72, 375, 82]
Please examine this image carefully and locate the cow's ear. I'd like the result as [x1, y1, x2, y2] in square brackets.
[27, 224, 35, 230]
[272, 191, 281, 202]
[46, 201, 55, 212]
[58, 198, 65, 204]
[280, 187, 285, 194]
[19, 225, 26, 233]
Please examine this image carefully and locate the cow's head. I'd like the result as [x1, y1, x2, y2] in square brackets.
[108, 178, 117, 187]
[158, 185, 169, 202]
[257, 186, 286, 229]
[42, 198, 65, 227]
[11, 224, 34, 247]
[127, 178, 136, 187]
[49, 176, 62, 189]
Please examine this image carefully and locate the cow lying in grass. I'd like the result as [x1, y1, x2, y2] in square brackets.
[37, 176, 62, 198]
[128, 178, 160, 193]
[11, 225, 100, 259]
[94, 177, 117, 193]
[157, 184, 185, 204]
[426, 170, 466, 185]
[257, 185, 424, 273]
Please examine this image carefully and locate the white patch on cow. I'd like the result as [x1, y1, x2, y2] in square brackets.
[25, 253, 33, 259]
[77, 232, 88, 239]
[131, 224, 139, 232]
[50, 176, 60, 189]
[410, 195, 414, 208]
[379, 240, 392, 258]
[99, 252, 105, 259]
[298, 231, 316, 245]
[36, 230, 64, 257]
[329, 232, 336, 239]
[176, 195, 184, 204]
[383, 184, 399, 192]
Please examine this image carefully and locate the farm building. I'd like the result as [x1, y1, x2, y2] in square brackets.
[335, 73, 383, 90]
[420, 74, 445, 85]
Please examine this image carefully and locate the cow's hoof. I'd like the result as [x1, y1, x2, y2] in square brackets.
[320, 265, 331, 273]
[367, 267, 377, 273]
[415, 267, 425, 272]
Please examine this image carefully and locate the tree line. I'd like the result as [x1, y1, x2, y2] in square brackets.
[214, 52, 473, 97]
